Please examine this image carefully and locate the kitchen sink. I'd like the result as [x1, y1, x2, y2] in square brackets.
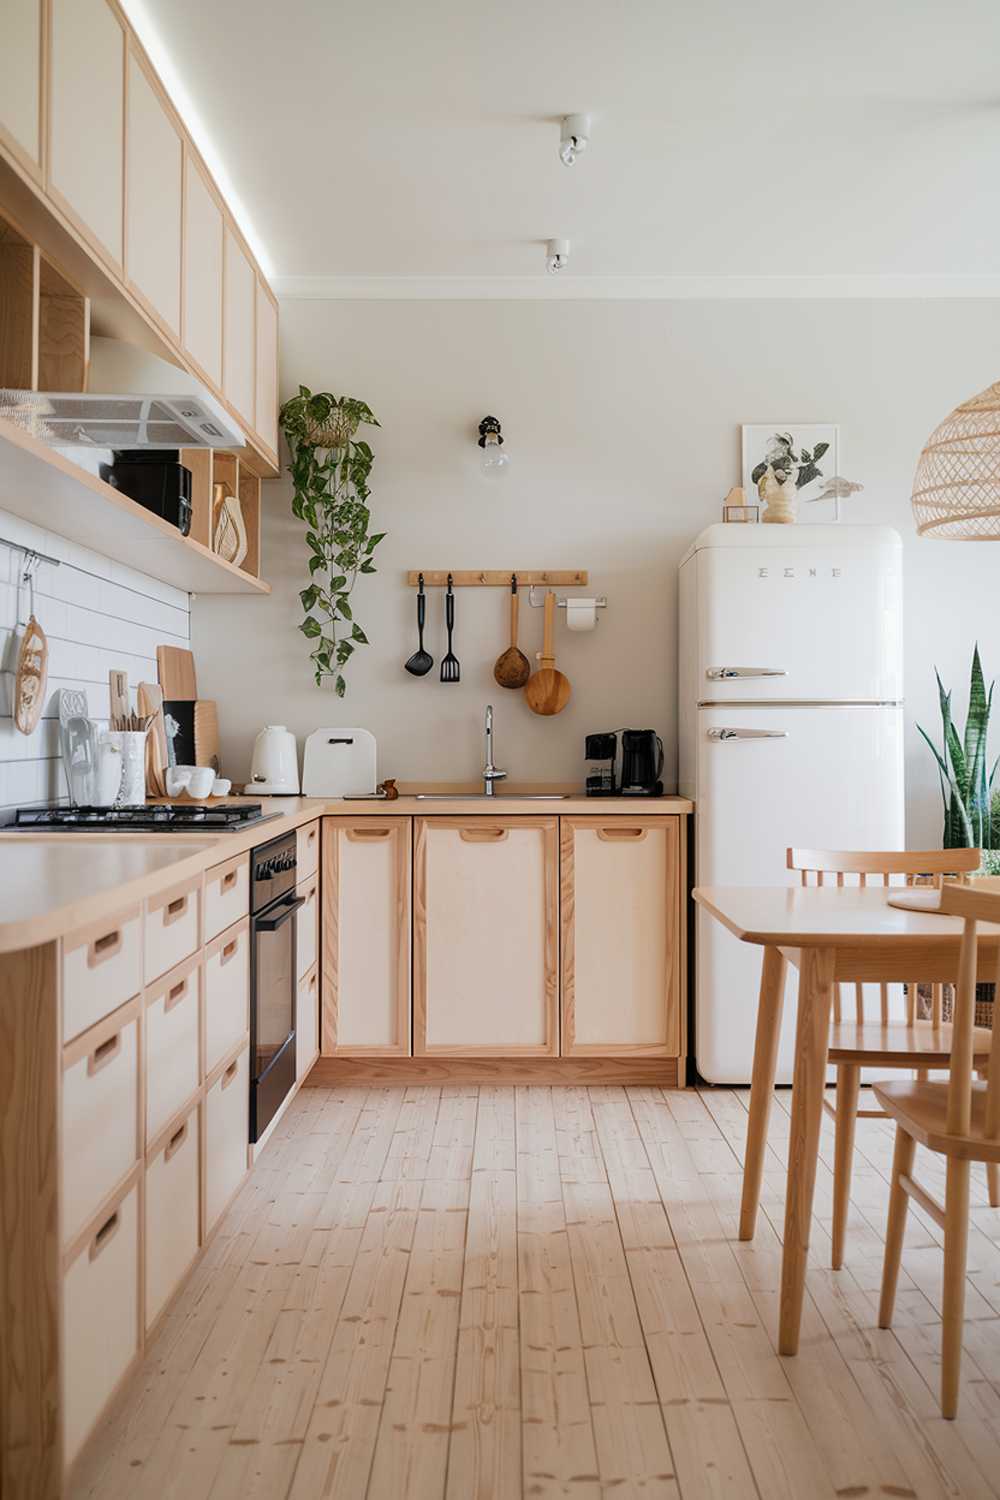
[413, 793, 570, 801]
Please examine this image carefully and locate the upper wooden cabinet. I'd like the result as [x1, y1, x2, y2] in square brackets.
[0, 0, 279, 473]
[561, 817, 683, 1057]
[182, 152, 224, 389]
[223, 226, 255, 429]
[49, 0, 125, 271]
[255, 278, 278, 455]
[125, 50, 182, 337]
[0, 0, 43, 177]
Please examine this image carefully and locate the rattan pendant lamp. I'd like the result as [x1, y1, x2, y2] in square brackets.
[912, 381, 1000, 538]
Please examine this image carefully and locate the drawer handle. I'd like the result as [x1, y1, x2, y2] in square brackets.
[596, 827, 648, 842]
[221, 869, 239, 892]
[87, 928, 122, 968]
[164, 893, 189, 926]
[220, 937, 240, 966]
[221, 1058, 239, 1090]
[164, 977, 188, 1012]
[307, 827, 317, 845]
[87, 1032, 122, 1076]
[459, 827, 509, 842]
[165, 1120, 188, 1161]
[347, 827, 391, 840]
[89, 1210, 120, 1262]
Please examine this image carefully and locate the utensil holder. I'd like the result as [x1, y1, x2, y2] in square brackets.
[105, 730, 147, 807]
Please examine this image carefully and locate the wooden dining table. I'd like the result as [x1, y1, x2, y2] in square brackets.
[693, 883, 1000, 1356]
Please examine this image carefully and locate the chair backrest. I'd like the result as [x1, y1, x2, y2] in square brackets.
[937, 883, 1000, 1138]
[786, 847, 982, 1027]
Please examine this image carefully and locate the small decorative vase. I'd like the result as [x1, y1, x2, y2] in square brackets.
[760, 472, 799, 524]
[104, 730, 148, 807]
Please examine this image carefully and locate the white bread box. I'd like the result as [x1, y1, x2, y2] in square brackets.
[302, 728, 377, 796]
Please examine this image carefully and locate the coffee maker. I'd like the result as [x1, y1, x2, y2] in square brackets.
[584, 729, 664, 796]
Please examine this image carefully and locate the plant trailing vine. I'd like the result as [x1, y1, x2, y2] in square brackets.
[278, 388, 384, 695]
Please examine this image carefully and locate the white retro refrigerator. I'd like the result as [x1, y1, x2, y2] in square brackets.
[678, 524, 904, 1084]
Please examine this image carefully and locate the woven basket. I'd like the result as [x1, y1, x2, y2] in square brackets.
[303, 408, 358, 449]
[912, 380, 1000, 539]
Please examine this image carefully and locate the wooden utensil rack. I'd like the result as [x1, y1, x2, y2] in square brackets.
[406, 570, 588, 587]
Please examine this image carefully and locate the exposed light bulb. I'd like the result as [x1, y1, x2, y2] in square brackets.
[559, 113, 590, 167]
[478, 415, 510, 476]
[546, 238, 570, 274]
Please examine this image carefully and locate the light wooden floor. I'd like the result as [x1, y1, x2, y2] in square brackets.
[72, 1081, 1000, 1500]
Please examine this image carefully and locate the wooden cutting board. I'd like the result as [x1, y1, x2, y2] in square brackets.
[156, 646, 197, 700]
[137, 682, 166, 795]
[194, 701, 220, 774]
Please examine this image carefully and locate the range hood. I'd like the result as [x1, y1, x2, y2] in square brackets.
[0, 337, 245, 450]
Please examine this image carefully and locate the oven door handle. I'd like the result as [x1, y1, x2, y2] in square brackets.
[255, 894, 306, 931]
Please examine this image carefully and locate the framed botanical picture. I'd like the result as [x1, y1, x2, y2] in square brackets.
[741, 424, 840, 514]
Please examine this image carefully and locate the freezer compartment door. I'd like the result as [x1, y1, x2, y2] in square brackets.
[696, 541, 902, 703]
[695, 704, 904, 1085]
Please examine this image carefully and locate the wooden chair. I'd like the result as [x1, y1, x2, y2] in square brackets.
[786, 848, 996, 1270]
[877, 881, 1000, 1417]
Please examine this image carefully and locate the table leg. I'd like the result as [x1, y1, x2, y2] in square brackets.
[739, 945, 788, 1241]
[779, 944, 835, 1356]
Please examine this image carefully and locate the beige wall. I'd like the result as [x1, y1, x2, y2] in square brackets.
[193, 296, 1000, 845]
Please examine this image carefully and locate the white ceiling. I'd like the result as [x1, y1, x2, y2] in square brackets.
[136, 0, 1000, 293]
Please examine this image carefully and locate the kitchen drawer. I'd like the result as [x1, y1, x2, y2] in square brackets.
[204, 853, 249, 943]
[296, 820, 320, 883]
[204, 918, 249, 1075]
[62, 1179, 140, 1466]
[62, 905, 141, 1043]
[204, 1045, 249, 1236]
[145, 1102, 200, 1329]
[144, 876, 201, 984]
[145, 953, 201, 1143]
[297, 963, 318, 1080]
[296, 874, 319, 983]
[62, 1001, 140, 1244]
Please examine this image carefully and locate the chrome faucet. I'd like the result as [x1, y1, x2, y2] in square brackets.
[482, 704, 507, 796]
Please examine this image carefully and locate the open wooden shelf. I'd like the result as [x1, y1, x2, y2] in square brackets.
[0, 416, 270, 595]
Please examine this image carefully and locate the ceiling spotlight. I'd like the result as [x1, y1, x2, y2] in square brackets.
[559, 113, 590, 166]
[546, 238, 570, 274]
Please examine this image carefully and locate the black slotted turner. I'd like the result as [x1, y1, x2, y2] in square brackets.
[440, 574, 460, 683]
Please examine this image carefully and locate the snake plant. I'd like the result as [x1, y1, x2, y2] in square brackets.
[918, 645, 999, 849]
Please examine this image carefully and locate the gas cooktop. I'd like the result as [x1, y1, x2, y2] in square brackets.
[10, 803, 278, 832]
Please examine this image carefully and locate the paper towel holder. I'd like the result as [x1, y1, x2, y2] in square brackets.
[527, 584, 607, 614]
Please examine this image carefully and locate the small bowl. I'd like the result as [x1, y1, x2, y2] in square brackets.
[186, 766, 216, 799]
[212, 777, 232, 797]
[165, 766, 193, 798]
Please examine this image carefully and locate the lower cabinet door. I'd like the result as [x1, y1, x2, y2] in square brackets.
[322, 818, 411, 1055]
[560, 817, 682, 1056]
[414, 817, 558, 1055]
[297, 963, 318, 1079]
[62, 1180, 140, 1466]
[204, 1045, 249, 1236]
[144, 1103, 200, 1330]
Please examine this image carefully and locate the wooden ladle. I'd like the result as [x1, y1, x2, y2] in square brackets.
[493, 576, 531, 689]
[525, 590, 571, 716]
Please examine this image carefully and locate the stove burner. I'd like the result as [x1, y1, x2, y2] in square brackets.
[11, 803, 273, 833]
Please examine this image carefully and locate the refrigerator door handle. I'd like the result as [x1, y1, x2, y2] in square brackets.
[707, 728, 789, 741]
[705, 666, 788, 680]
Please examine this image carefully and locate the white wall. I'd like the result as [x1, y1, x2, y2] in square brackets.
[0, 505, 190, 816]
[193, 297, 1000, 846]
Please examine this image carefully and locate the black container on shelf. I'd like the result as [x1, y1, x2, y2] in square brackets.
[104, 449, 193, 536]
[585, 731, 619, 797]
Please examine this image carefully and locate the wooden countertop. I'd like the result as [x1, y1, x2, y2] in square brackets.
[0, 792, 692, 953]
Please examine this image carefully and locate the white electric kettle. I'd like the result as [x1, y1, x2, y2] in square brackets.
[249, 725, 300, 795]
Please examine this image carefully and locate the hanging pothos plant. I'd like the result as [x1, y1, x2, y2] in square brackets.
[279, 388, 384, 695]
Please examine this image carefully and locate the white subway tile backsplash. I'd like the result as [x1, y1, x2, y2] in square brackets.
[0, 505, 191, 813]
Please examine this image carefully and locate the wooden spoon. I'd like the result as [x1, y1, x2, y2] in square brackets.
[493, 577, 531, 689]
[525, 590, 571, 716]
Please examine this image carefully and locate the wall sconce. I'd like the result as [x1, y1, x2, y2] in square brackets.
[478, 415, 510, 477]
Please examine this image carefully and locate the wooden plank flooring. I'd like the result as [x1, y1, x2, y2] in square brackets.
[71, 1083, 1000, 1500]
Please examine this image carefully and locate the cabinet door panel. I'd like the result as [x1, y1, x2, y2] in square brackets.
[50, 0, 125, 268]
[414, 818, 557, 1055]
[561, 817, 681, 1056]
[323, 818, 410, 1055]
[223, 225, 255, 425]
[255, 278, 278, 454]
[125, 51, 182, 335]
[0, 0, 43, 173]
[182, 153, 223, 387]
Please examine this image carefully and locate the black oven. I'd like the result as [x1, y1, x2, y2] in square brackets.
[249, 830, 302, 1141]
